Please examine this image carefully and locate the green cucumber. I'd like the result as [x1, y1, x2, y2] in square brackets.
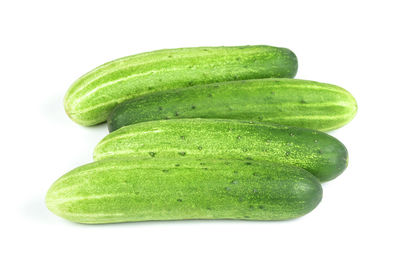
[94, 119, 348, 181]
[65, 45, 298, 126]
[46, 158, 322, 224]
[108, 78, 357, 132]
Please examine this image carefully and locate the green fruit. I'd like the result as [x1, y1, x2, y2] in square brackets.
[46, 158, 322, 224]
[65, 45, 298, 126]
[108, 78, 357, 132]
[94, 119, 348, 181]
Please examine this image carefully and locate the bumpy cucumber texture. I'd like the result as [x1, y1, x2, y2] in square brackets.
[94, 119, 348, 181]
[46, 158, 322, 224]
[65, 45, 298, 125]
[108, 78, 357, 132]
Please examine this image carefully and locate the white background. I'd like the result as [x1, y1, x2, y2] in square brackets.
[1, 0, 399, 269]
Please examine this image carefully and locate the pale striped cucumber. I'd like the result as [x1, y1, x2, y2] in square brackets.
[46, 158, 322, 224]
[65, 45, 298, 126]
[94, 119, 348, 181]
[108, 78, 357, 132]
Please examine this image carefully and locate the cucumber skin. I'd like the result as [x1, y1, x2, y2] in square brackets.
[64, 45, 298, 126]
[94, 119, 348, 182]
[45, 158, 322, 224]
[108, 78, 357, 132]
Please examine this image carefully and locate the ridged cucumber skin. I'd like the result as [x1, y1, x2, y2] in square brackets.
[64, 45, 298, 126]
[46, 158, 322, 224]
[94, 119, 348, 182]
[108, 78, 357, 132]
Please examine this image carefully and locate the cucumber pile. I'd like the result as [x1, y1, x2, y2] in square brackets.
[47, 45, 357, 224]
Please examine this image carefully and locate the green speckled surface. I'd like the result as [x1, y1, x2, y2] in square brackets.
[46, 158, 322, 224]
[108, 78, 357, 132]
[64, 45, 298, 126]
[95, 119, 348, 181]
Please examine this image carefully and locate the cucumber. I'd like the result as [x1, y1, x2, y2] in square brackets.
[108, 78, 357, 132]
[94, 119, 348, 181]
[45, 158, 322, 224]
[65, 45, 298, 126]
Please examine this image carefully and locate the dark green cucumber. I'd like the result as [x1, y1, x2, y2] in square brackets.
[46, 158, 322, 224]
[64, 45, 298, 126]
[94, 119, 348, 181]
[108, 78, 357, 132]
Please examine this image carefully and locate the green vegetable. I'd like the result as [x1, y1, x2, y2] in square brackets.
[45, 158, 322, 224]
[94, 119, 348, 181]
[108, 78, 357, 132]
[64, 45, 298, 126]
